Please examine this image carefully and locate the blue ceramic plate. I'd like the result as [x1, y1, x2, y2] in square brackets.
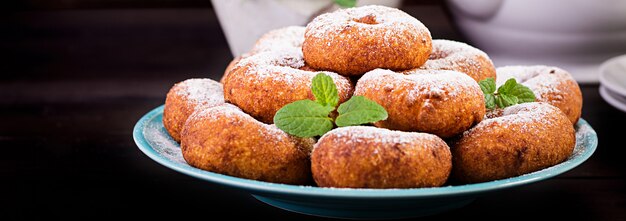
[133, 105, 597, 219]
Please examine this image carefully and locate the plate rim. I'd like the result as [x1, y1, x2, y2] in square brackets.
[134, 105, 598, 199]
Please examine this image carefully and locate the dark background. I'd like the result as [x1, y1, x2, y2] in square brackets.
[2, 1, 625, 220]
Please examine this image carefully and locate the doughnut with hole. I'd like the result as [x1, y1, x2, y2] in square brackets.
[303, 5, 432, 76]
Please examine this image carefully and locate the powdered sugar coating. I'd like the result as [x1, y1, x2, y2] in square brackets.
[356, 69, 480, 102]
[174, 78, 225, 107]
[306, 5, 430, 45]
[464, 102, 562, 136]
[233, 48, 352, 93]
[420, 39, 495, 82]
[187, 104, 292, 142]
[316, 126, 443, 148]
[250, 26, 305, 54]
[496, 65, 574, 100]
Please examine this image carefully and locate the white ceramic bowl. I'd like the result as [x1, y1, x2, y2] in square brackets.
[447, 0, 626, 83]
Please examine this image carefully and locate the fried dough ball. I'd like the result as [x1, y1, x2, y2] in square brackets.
[221, 26, 305, 84]
[311, 126, 452, 188]
[181, 104, 315, 185]
[496, 65, 583, 124]
[354, 69, 485, 138]
[163, 78, 224, 142]
[451, 102, 576, 183]
[418, 39, 496, 82]
[303, 5, 432, 76]
[223, 48, 354, 124]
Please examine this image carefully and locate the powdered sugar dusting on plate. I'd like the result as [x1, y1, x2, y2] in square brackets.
[144, 115, 186, 164]
[251, 26, 305, 54]
[496, 66, 574, 101]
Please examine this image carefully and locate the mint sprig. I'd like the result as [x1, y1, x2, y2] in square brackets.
[336, 96, 388, 127]
[273, 100, 334, 137]
[479, 78, 536, 109]
[311, 73, 339, 108]
[273, 73, 388, 137]
[334, 0, 357, 8]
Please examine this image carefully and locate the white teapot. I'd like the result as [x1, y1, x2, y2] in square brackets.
[447, 0, 626, 82]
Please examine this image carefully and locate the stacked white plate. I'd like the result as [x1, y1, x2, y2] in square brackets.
[599, 55, 626, 112]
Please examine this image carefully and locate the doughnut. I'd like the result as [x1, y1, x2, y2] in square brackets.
[496, 65, 582, 124]
[181, 104, 315, 185]
[451, 102, 576, 183]
[303, 5, 432, 76]
[163, 78, 224, 142]
[418, 39, 496, 82]
[223, 48, 354, 124]
[221, 26, 305, 84]
[311, 126, 452, 188]
[354, 69, 485, 138]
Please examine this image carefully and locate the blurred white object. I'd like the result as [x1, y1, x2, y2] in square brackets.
[211, 0, 402, 57]
[598, 54, 626, 112]
[599, 86, 626, 112]
[447, 0, 626, 83]
[599, 54, 626, 94]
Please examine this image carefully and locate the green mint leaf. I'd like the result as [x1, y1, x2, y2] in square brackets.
[497, 94, 519, 108]
[335, 96, 388, 127]
[273, 100, 334, 137]
[479, 78, 496, 94]
[334, 0, 357, 8]
[494, 78, 536, 108]
[311, 73, 339, 108]
[485, 93, 496, 109]
[509, 83, 536, 103]
[498, 78, 518, 95]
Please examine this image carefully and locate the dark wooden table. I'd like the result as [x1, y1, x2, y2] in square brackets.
[2, 7, 625, 221]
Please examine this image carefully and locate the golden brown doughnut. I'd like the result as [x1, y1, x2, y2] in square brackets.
[223, 48, 354, 124]
[354, 69, 485, 138]
[181, 104, 315, 185]
[496, 65, 583, 124]
[163, 78, 224, 142]
[303, 5, 432, 76]
[311, 126, 452, 188]
[419, 39, 496, 82]
[451, 102, 576, 183]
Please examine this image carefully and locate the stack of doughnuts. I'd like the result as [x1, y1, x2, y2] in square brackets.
[163, 5, 581, 187]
